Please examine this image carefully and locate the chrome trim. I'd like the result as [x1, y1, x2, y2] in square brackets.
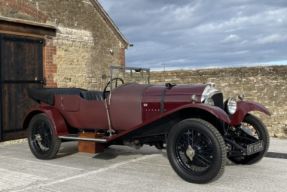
[59, 136, 107, 143]
[201, 85, 221, 103]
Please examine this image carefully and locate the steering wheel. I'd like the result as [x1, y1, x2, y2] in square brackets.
[103, 78, 125, 99]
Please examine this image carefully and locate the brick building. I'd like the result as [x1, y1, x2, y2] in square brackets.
[0, 0, 128, 140]
[0, 0, 129, 89]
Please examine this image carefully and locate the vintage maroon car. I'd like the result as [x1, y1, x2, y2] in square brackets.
[24, 66, 270, 183]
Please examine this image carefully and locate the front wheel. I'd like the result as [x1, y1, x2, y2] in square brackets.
[229, 114, 269, 164]
[167, 119, 226, 184]
[28, 114, 61, 160]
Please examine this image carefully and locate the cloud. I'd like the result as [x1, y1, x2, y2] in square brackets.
[257, 34, 287, 44]
[98, 0, 287, 69]
[222, 34, 241, 43]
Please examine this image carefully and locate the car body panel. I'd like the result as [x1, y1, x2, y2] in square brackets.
[142, 84, 206, 120]
[54, 95, 108, 129]
[109, 83, 152, 131]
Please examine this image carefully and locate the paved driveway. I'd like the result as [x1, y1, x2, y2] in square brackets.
[0, 138, 287, 192]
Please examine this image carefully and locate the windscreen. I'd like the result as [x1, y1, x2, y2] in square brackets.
[110, 66, 151, 85]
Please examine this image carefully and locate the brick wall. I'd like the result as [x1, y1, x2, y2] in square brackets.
[0, 0, 126, 90]
[44, 38, 57, 87]
[151, 65, 287, 138]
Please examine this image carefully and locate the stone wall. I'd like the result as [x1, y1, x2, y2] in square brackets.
[0, 0, 126, 90]
[151, 65, 287, 138]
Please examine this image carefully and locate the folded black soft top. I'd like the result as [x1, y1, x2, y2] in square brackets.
[28, 88, 104, 105]
[28, 88, 86, 105]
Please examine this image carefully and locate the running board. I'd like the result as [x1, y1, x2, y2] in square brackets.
[59, 136, 107, 143]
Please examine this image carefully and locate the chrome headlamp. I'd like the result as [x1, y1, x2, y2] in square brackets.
[226, 97, 237, 115]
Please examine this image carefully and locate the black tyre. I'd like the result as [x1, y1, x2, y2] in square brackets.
[28, 114, 61, 160]
[229, 114, 269, 165]
[167, 118, 226, 184]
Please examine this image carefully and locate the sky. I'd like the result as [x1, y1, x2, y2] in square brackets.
[98, 0, 287, 70]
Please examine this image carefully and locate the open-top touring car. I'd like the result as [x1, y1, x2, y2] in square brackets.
[24, 66, 270, 183]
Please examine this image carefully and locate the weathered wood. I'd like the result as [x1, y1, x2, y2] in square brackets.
[0, 18, 56, 37]
[78, 132, 105, 154]
[0, 34, 43, 141]
[3, 131, 27, 141]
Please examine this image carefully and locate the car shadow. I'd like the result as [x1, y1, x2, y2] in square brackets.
[55, 142, 236, 166]
[93, 145, 164, 160]
[55, 142, 165, 160]
[56, 141, 79, 158]
[265, 152, 287, 159]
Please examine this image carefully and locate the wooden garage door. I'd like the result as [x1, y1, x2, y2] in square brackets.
[0, 34, 44, 141]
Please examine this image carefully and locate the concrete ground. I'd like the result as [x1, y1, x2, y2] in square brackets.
[0, 138, 287, 192]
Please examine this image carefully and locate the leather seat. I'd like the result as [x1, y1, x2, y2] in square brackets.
[80, 91, 103, 101]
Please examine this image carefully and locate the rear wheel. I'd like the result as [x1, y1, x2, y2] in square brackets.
[229, 114, 269, 164]
[28, 114, 61, 160]
[167, 119, 226, 183]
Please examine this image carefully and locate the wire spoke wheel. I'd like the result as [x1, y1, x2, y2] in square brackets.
[167, 118, 226, 183]
[175, 129, 214, 174]
[28, 114, 61, 160]
[31, 120, 52, 153]
[229, 114, 269, 164]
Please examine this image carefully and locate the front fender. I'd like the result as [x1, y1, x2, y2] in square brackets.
[230, 101, 271, 126]
[23, 106, 68, 136]
[179, 103, 231, 124]
[153, 103, 230, 124]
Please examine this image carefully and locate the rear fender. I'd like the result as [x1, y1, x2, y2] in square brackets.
[23, 106, 68, 136]
[230, 101, 271, 126]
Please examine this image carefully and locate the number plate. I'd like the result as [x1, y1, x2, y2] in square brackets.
[246, 141, 264, 155]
